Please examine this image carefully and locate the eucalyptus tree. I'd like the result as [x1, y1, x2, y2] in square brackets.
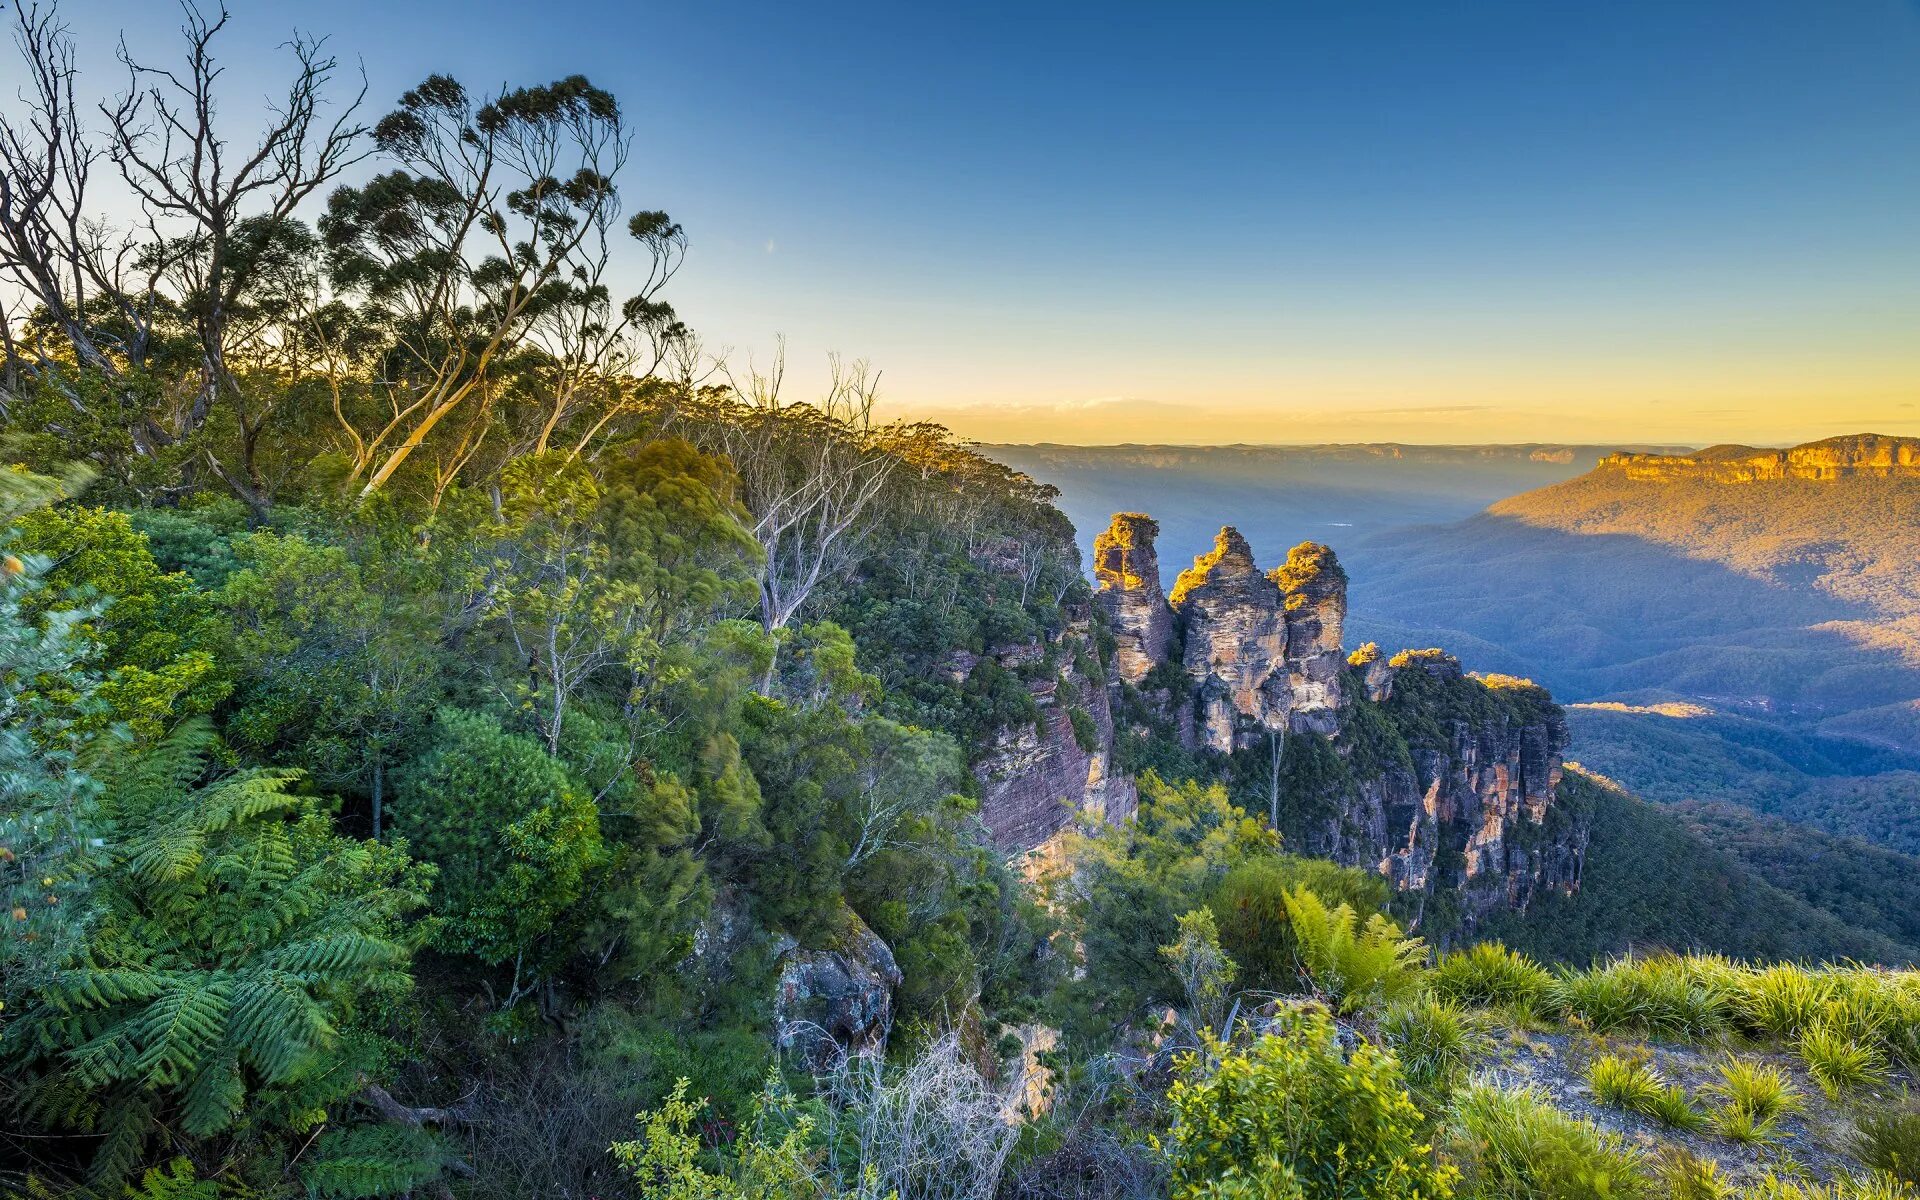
[320, 73, 683, 503]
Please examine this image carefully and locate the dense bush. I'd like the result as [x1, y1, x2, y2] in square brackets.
[1166, 1010, 1459, 1199]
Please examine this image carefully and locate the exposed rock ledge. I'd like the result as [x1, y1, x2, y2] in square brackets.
[1600, 433, 1920, 483]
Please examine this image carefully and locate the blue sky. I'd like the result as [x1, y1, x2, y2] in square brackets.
[65, 0, 1920, 444]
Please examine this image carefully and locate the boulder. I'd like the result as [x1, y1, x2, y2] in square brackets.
[774, 908, 902, 1070]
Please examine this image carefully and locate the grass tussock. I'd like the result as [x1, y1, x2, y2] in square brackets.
[1448, 1083, 1658, 1200]
[1853, 1097, 1920, 1186]
[1379, 994, 1487, 1094]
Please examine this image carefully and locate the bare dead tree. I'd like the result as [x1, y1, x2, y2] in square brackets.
[821, 1035, 1018, 1200]
[101, 1, 369, 508]
[0, 3, 171, 447]
[705, 343, 899, 639]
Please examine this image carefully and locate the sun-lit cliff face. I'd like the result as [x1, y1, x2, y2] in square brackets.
[990, 512, 1591, 928]
[1601, 433, 1920, 483]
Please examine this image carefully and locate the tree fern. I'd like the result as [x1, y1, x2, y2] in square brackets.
[3, 725, 431, 1188]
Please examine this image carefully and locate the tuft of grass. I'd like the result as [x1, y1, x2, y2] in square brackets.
[1800, 1022, 1890, 1101]
[1853, 1097, 1920, 1186]
[1705, 1056, 1800, 1125]
[1643, 1084, 1709, 1133]
[1738, 964, 1830, 1041]
[1711, 1104, 1780, 1145]
[1552, 957, 1731, 1039]
[1448, 1083, 1657, 1200]
[1585, 1052, 1705, 1131]
[1431, 941, 1556, 1015]
[1378, 994, 1486, 1094]
[1748, 1172, 1920, 1199]
[1589, 1053, 1663, 1111]
[1658, 1149, 1737, 1200]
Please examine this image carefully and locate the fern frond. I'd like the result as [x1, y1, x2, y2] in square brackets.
[299, 1125, 447, 1199]
[127, 976, 232, 1087]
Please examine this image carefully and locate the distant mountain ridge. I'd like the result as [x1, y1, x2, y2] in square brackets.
[1598, 433, 1920, 483]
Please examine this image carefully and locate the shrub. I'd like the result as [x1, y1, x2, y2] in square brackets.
[1705, 1056, 1799, 1125]
[1447, 1084, 1656, 1200]
[1430, 942, 1555, 1016]
[1282, 886, 1426, 1014]
[391, 707, 605, 973]
[1853, 1099, 1920, 1186]
[1380, 996, 1487, 1094]
[1165, 1008, 1459, 1199]
[1208, 855, 1391, 994]
[1799, 1023, 1890, 1100]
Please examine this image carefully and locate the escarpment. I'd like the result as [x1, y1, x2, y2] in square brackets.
[1600, 433, 1920, 483]
[979, 511, 1591, 931]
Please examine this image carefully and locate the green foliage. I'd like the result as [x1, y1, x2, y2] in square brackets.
[1379, 996, 1486, 1096]
[3, 725, 428, 1188]
[1161, 908, 1238, 1036]
[1799, 1021, 1889, 1100]
[1165, 1008, 1459, 1199]
[1705, 1056, 1800, 1128]
[1585, 1053, 1663, 1113]
[218, 528, 444, 832]
[1549, 955, 1732, 1040]
[1853, 1097, 1920, 1186]
[1208, 855, 1393, 995]
[610, 1076, 846, 1199]
[1446, 1084, 1655, 1200]
[301, 1125, 450, 1199]
[10, 505, 230, 739]
[1282, 885, 1426, 1014]
[1430, 943, 1556, 1018]
[391, 707, 603, 972]
[1057, 773, 1277, 1038]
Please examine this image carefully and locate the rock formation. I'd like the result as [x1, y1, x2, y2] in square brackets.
[969, 612, 1135, 854]
[1272, 541, 1347, 737]
[773, 907, 903, 1070]
[1170, 527, 1288, 752]
[1092, 513, 1174, 685]
[980, 510, 1591, 932]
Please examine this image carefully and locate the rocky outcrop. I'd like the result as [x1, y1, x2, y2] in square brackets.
[1095, 514, 1585, 928]
[1272, 541, 1347, 737]
[1346, 651, 1577, 918]
[1093, 513, 1174, 685]
[1600, 433, 1920, 483]
[773, 908, 903, 1070]
[975, 506, 1587, 930]
[972, 617, 1134, 853]
[1171, 527, 1288, 752]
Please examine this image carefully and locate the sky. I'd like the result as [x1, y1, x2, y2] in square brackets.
[54, 0, 1920, 445]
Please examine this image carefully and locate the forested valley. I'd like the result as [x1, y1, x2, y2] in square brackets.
[2, 7, 1917, 1200]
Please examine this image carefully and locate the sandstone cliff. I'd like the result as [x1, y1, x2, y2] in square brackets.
[986, 511, 1591, 931]
[1170, 527, 1288, 753]
[1092, 512, 1174, 685]
[968, 611, 1135, 854]
[1600, 433, 1920, 483]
